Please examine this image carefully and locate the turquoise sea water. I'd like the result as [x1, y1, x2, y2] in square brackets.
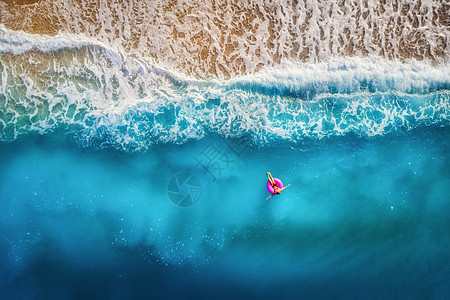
[1, 127, 449, 298]
[0, 28, 449, 298]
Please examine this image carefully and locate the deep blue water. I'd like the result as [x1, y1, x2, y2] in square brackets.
[0, 125, 449, 299]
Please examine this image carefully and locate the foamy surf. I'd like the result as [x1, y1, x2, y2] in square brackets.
[0, 28, 449, 149]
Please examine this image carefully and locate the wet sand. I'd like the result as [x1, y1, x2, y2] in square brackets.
[1, 0, 448, 78]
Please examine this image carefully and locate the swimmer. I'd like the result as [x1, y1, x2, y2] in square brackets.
[266, 172, 290, 200]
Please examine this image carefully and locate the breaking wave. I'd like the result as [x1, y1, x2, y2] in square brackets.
[0, 28, 449, 150]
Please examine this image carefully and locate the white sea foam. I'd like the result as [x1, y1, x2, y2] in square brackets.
[228, 58, 450, 96]
[0, 30, 448, 150]
[0, 25, 106, 54]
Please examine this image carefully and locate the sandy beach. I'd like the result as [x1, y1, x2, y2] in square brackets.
[1, 0, 448, 78]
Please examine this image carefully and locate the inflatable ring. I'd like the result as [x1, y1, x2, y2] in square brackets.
[267, 178, 283, 194]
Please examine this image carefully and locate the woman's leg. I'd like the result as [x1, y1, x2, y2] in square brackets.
[266, 172, 275, 185]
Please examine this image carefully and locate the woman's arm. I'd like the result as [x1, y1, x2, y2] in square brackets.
[280, 184, 291, 191]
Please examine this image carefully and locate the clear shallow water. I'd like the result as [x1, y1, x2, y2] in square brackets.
[0, 126, 449, 298]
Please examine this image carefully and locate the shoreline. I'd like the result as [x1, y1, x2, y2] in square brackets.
[0, 0, 448, 79]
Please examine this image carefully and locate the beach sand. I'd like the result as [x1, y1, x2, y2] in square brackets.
[2, 0, 42, 4]
[0, 0, 448, 78]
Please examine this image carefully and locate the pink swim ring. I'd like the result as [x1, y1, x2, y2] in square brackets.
[267, 178, 283, 194]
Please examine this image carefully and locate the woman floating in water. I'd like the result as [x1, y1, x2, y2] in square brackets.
[266, 172, 290, 200]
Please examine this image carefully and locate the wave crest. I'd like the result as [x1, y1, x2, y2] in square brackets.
[0, 34, 448, 150]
